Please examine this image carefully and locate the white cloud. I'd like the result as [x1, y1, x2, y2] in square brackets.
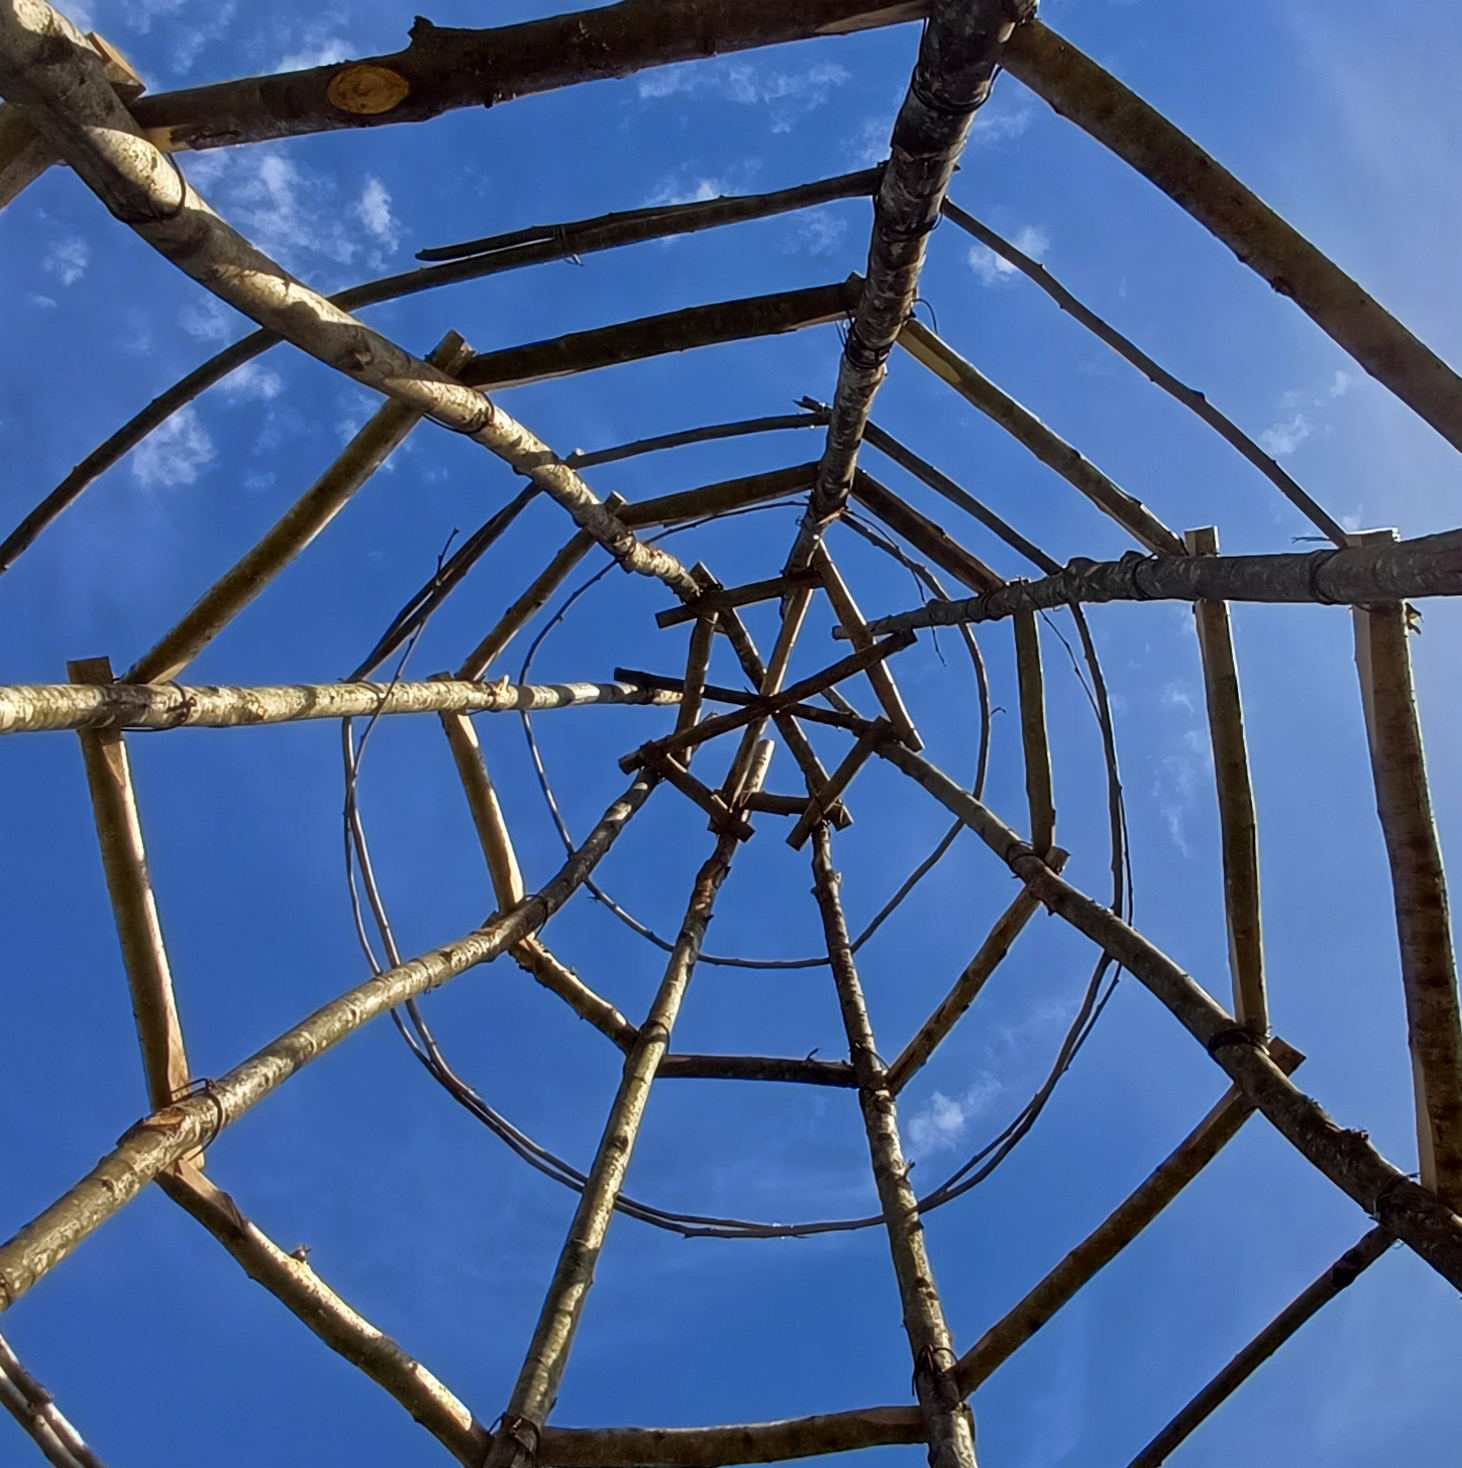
[904, 1078, 1002, 1161]
[276, 37, 353, 71]
[355, 177, 400, 249]
[1154, 727, 1210, 857]
[640, 59, 849, 132]
[122, 0, 185, 33]
[851, 114, 896, 168]
[180, 296, 233, 341]
[28, 293, 58, 310]
[220, 361, 283, 402]
[793, 209, 848, 258]
[1260, 413, 1316, 457]
[43, 236, 90, 286]
[183, 149, 398, 276]
[132, 405, 215, 488]
[169, 2, 235, 74]
[967, 224, 1050, 286]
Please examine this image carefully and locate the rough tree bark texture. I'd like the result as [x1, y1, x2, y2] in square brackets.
[811, 827, 977, 1468]
[859, 530, 1462, 635]
[790, 0, 1033, 567]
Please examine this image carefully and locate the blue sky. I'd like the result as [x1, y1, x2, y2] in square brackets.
[2, 0, 1461, 1464]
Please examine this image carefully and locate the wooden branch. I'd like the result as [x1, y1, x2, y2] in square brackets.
[441, 709, 525, 910]
[886, 848, 1070, 1094]
[1002, 20, 1462, 456]
[814, 549, 921, 749]
[124, 1, 924, 154]
[791, 0, 1031, 570]
[857, 529, 1462, 636]
[657, 1054, 856, 1086]
[0, 172, 839, 578]
[457, 504, 623, 681]
[786, 721, 886, 849]
[1185, 527, 1267, 1036]
[513, 938, 639, 1050]
[484, 814, 763, 1468]
[849, 470, 1003, 594]
[897, 318, 1185, 555]
[157, 1168, 488, 1467]
[714, 607, 854, 827]
[809, 826, 977, 1468]
[939, 200, 1349, 544]
[612, 668, 862, 738]
[424, 172, 877, 263]
[645, 753, 756, 841]
[657, 571, 820, 630]
[0, 1330, 107, 1468]
[861, 420, 1056, 573]
[621, 465, 819, 531]
[0, 677, 679, 736]
[0, 775, 658, 1311]
[744, 793, 817, 818]
[535, 1406, 925, 1466]
[0, 12, 697, 598]
[67, 658, 192, 1114]
[460, 283, 858, 393]
[621, 633, 914, 773]
[1353, 532, 1462, 1212]
[1013, 611, 1056, 855]
[565, 411, 826, 472]
[127, 331, 473, 685]
[953, 1040, 1304, 1394]
[671, 571, 720, 764]
[1126, 1228, 1392, 1467]
[0, 26, 140, 211]
[871, 740, 1462, 1293]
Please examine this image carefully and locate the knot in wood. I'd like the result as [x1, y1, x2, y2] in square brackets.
[326, 64, 411, 116]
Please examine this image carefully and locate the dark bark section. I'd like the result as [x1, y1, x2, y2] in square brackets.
[461, 282, 858, 392]
[849, 469, 1004, 593]
[127, 0, 926, 151]
[1004, 21, 1462, 455]
[861, 531, 1462, 635]
[657, 1054, 856, 1086]
[795, 0, 1034, 562]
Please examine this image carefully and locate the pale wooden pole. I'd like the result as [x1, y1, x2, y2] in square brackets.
[484, 789, 770, 1468]
[0, 1330, 108, 1468]
[67, 657, 192, 1113]
[0, 6, 697, 597]
[1185, 527, 1267, 1036]
[1353, 529, 1462, 1212]
[157, 1169, 491, 1465]
[896, 319, 1185, 555]
[954, 1043, 1302, 1395]
[789, 0, 1030, 570]
[128, 331, 475, 685]
[858, 528, 1462, 636]
[1003, 20, 1462, 456]
[815, 548, 922, 749]
[1125, 1227, 1392, 1467]
[938, 201, 1348, 545]
[871, 739, 1462, 1288]
[810, 825, 977, 1468]
[1012, 611, 1055, 856]
[71, 659, 490, 1460]
[786, 721, 886, 850]
[849, 471, 1003, 594]
[0, 676, 679, 735]
[0, 775, 658, 1310]
[886, 849, 1070, 1094]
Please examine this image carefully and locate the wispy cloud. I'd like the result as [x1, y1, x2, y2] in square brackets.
[220, 361, 283, 402]
[904, 1077, 1001, 1161]
[132, 405, 215, 488]
[43, 236, 90, 286]
[640, 60, 849, 132]
[968, 224, 1050, 286]
[179, 296, 233, 342]
[1261, 369, 1357, 456]
[184, 149, 401, 277]
[791, 208, 848, 259]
